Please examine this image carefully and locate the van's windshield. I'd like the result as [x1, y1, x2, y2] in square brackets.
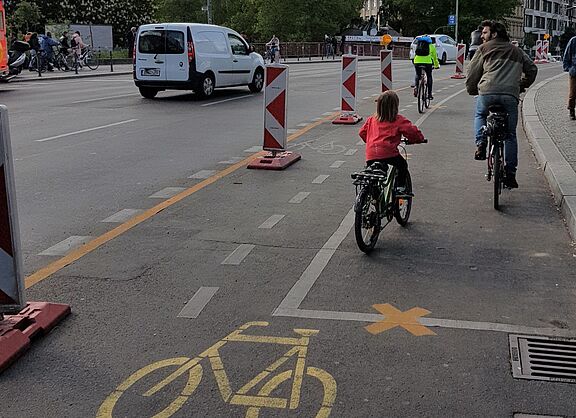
[139, 30, 185, 54]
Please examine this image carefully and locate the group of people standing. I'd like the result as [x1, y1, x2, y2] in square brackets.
[18, 30, 85, 71]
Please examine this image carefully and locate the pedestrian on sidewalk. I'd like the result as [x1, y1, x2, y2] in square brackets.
[466, 20, 538, 189]
[358, 90, 426, 190]
[127, 27, 137, 59]
[562, 35, 576, 120]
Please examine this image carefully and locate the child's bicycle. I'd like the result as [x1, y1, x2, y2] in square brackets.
[97, 321, 336, 417]
[351, 139, 427, 253]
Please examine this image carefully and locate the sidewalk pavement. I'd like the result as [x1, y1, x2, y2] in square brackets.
[522, 72, 576, 240]
[8, 56, 381, 83]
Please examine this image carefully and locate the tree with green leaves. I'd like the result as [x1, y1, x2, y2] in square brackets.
[13, 1, 41, 33]
[379, 0, 520, 42]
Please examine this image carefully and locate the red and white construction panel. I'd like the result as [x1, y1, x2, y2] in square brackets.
[380, 49, 392, 92]
[0, 105, 71, 373]
[0, 105, 25, 314]
[541, 40, 550, 63]
[248, 64, 300, 170]
[333, 54, 362, 125]
[535, 40, 543, 63]
[451, 43, 466, 79]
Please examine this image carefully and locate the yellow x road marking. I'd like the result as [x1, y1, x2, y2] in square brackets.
[365, 304, 436, 336]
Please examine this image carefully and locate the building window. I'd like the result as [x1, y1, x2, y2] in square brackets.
[554, 2, 560, 14]
[525, 14, 534, 27]
[535, 0, 540, 10]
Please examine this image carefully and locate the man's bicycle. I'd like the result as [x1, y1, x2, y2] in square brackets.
[415, 65, 431, 114]
[351, 139, 427, 253]
[97, 321, 336, 417]
[483, 104, 509, 210]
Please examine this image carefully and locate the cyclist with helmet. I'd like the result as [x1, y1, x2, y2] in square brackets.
[412, 35, 439, 100]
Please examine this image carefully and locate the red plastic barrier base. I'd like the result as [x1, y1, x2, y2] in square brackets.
[332, 114, 363, 125]
[247, 151, 301, 170]
[0, 302, 71, 373]
[450, 73, 466, 79]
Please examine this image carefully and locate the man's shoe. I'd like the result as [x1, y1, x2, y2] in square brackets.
[474, 143, 487, 160]
[428, 95, 434, 100]
[504, 171, 519, 189]
[570, 108, 576, 120]
[413, 88, 417, 97]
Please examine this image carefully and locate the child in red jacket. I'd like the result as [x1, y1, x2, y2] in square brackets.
[358, 90, 426, 188]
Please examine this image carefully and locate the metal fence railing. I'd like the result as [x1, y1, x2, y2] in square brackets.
[251, 42, 411, 61]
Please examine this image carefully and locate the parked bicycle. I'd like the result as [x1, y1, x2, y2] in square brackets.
[415, 65, 430, 114]
[351, 139, 427, 253]
[482, 104, 509, 210]
[69, 45, 100, 71]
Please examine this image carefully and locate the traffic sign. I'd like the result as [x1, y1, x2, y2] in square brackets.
[448, 15, 456, 25]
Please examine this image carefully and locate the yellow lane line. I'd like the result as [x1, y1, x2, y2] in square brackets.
[25, 113, 337, 289]
[26, 77, 458, 288]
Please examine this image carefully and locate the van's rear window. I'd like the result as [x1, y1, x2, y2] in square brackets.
[139, 30, 185, 54]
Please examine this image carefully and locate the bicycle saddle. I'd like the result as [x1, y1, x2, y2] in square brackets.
[367, 162, 388, 172]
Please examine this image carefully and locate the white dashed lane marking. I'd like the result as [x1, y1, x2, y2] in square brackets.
[344, 149, 357, 156]
[102, 209, 144, 223]
[177, 287, 219, 318]
[289, 192, 311, 204]
[312, 175, 330, 184]
[330, 161, 345, 168]
[189, 170, 217, 179]
[259, 215, 286, 229]
[149, 187, 186, 199]
[244, 146, 262, 153]
[222, 244, 256, 265]
[39, 236, 92, 256]
[218, 157, 244, 164]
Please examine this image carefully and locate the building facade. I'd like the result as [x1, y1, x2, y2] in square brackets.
[523, 0, 571, 37]
[506, 5, 526, 42]
[360, 0, 381, 21]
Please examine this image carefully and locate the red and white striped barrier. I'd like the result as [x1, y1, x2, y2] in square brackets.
[535, 40, 543, 63]
[380, 49, 392, 92]
[541, 40, 550, 63]
[248, 64, 301, 170]
[0, 105, 71, 373]
[451, 43, 466, 79]
[333, 54, 362, 125]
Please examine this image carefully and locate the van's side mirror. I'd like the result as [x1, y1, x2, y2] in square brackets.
[249, 44, 255, 53]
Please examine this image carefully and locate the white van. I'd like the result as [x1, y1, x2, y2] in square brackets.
[134, 23, 265, 99]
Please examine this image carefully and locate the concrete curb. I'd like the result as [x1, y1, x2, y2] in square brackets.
[9, 70, 132, 83]
[522, 72, 576, 240]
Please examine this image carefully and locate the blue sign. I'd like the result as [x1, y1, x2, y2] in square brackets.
[448, 15, 456, 25]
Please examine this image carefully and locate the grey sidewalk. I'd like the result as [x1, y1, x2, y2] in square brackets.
[522, 72, 576, 240]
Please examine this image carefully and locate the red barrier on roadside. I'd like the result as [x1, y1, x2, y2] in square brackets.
[541, 40, 550, 63]
[451, 44, 466, 79]
[380, 50, 392, 93]
[0, 302, 71, 373]
[333, 55, 362, 125]
[535, 40, 543, 63]
[248, 64, 301, 170]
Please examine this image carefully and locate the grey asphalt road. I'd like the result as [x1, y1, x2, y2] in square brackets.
[1, 61, 575, 418]
[1, 60, 421, 274]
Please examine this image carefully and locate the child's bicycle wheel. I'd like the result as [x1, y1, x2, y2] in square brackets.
[354, 187, 381, 253]
[394, 171, 412, 226]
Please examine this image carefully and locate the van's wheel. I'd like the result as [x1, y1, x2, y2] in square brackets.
[248, 68, 264, 93]
[440, 52, 447, 65]
[139, 87, 158, 99]
[197, 73, 215, 98]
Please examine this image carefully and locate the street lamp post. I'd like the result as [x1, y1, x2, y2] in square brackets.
[455, 0, 459, 43]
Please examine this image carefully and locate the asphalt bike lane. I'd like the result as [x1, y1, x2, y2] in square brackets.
[2, 64, 574, 417]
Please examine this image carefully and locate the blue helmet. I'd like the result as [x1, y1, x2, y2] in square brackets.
[417, 35, 433, 43]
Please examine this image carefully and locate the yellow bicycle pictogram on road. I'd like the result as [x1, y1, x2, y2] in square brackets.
[97, 321, 337, 417]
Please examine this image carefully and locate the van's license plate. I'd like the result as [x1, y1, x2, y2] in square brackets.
[142, 68, 160, 76]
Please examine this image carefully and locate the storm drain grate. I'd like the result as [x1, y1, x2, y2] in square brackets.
[509, 334, 576, 383]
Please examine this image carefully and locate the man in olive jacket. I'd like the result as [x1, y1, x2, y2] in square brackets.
[466, 20, 537, 188]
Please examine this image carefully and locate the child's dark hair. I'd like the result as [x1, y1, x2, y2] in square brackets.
[376, 90, 399, 122]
